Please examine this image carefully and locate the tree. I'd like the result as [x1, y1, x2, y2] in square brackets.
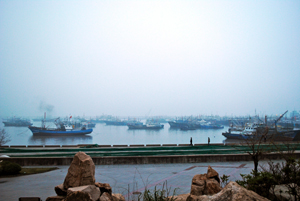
[232, 126, 271, 174]
[0, 129, 11, 146]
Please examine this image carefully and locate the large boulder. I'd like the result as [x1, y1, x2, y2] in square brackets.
[207, 166, 220, 183]
[190, 166, 222, 196]
[68, 185, 100, 201]
[67, 185, 100, 201]
[55, 183, 67, 196]
[100, 192, 113, 201]
[167, 194, 190, 201]
[187, 181, 270, 201]
[64, 191, 93, 201]
[99, 192, 126, 201]
[63, 151, 95, 189]
[272, 184, 295, 201]
[112, 193, 126, 201]
[191, 174, 207, 196]
[204, 179, 222, 195]
[95, 182, 112, 196]
[49, 152, 125, 201]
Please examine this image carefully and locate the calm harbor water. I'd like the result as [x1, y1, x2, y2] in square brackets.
[2, 122, 228, 146]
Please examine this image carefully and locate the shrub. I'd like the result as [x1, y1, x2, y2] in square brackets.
[236, 158, 300, 200]
[220, 174, 230, 188]
[0, 161, 21, 175]
[236, 170, 276, 199]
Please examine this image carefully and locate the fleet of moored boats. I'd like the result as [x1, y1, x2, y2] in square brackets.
[222, 111, 300, 141]
[2, 111, 300, 141]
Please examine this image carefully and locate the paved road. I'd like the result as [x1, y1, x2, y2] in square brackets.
[0, 160, 280, 201]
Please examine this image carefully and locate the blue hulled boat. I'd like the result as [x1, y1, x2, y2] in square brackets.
[28, 126, 93, 136]
[28, 115, 93, 136]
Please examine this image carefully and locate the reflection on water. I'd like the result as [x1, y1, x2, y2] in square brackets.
[126, 129, 162, 134]
[29, 135, 93, 145]
[168, 128, 199, 133]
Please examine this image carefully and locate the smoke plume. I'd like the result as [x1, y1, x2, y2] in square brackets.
[39, 101, 54, 113]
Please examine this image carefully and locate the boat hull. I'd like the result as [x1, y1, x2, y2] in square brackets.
[222, 132, 250, 140]
[104, 121, 127, 126]
[3, 122, 33, 127]
[222, 130, 299, 141]
[127, 124, 164, 130]
[168, 121, 188, 128]
[168, 121, 201, 129]
[29, 126, 93, 136]
[201, 125, 224, 129]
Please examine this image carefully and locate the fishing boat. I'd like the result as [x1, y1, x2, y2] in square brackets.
[168, 118, 201, 129]
[28, 113, 93, 136]
[2, 117, 32, 127]
[223, 126, 299, 141]
[200, 122, 224, 129]
[87, 122, 96, 128]
[104, 118, 128, 126]
[222, 123, 261, 140]
[127, 120, 164, 130]
[28, 125, 93, 136]
[223, 111, 288, 140]
[222, 114, 298, 141]
[127, 123, 164, 130]
[180, 124, 197, 130]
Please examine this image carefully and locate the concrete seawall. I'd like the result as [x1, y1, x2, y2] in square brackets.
[3, 152, 299, 166]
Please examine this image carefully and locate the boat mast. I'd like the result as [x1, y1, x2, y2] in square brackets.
[42, 112, 46, 128]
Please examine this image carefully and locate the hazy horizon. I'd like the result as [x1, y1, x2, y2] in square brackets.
[1, 0, 299, 118]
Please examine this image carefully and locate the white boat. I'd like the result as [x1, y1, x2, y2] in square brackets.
[222, 122, 261, 140]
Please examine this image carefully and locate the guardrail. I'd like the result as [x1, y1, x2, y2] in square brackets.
[0, 143, 224, 148]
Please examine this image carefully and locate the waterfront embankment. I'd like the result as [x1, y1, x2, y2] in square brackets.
[1, 143, 300, 166]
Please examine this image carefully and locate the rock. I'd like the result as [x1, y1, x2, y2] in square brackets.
[207, 166, 220, 183]
[190, 167, 222, 196]
[63, 152, 95, 189]
[187, 194, 206, 201]
[100, 192, 113, 201]
[65, 191, 93, 201]
[191, 174, 207, 196]
[204, 179, 222, 195]
[67, 185, 100, 201]
[55, 183, 67, 196]
[95, 182, 112, 195]
[191, 184, 206, 196]
[167, 194, 190, 201]
[187, 181, 270, 201]
[272, 184, 295, 201]
[192, 174, 207, 186]
[45, 195, 66, 201]
[112, 193, 125, 201]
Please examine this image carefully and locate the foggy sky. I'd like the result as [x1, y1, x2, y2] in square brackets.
[0, 0, 299, 118]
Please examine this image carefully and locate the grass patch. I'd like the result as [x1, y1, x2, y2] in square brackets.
[0, 167, 58, 177]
